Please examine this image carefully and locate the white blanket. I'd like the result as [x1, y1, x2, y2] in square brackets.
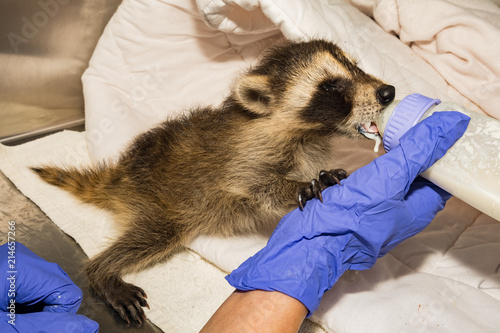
[2, 0, 500, 332]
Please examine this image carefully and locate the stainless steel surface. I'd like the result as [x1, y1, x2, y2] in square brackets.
[0, 169, 163, 332]
[0, 0, 122, 144]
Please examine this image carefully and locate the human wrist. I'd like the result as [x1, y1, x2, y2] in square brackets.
[226, 225, 351, 315]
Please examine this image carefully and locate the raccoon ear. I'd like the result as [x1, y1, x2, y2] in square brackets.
[234, 74, 273, 115]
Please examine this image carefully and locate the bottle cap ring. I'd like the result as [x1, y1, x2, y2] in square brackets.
[383, 93, 441, 152]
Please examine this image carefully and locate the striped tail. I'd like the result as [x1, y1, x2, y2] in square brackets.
[31, 165, 113, 209]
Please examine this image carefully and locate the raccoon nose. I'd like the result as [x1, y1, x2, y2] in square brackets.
[376, 85, 396, 105]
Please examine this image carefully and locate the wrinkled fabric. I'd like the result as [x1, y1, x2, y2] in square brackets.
[0, 243, 98, 333]
[226, 111, 470, 315]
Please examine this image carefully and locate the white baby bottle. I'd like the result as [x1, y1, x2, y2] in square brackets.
[377, 93, 500, 221]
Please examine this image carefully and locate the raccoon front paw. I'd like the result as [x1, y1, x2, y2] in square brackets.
[297, 179, 323, 210]
[297, 169, 349, 210]
[318, 168, 349, 188]
[93, 279, 149, 325]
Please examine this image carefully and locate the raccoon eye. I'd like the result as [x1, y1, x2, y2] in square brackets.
[320, 79, 344, 93]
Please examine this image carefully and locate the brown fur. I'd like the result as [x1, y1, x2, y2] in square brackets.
[31, 40, 395, 324]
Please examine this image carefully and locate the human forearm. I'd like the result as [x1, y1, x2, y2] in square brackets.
[201, 290, 307, 333]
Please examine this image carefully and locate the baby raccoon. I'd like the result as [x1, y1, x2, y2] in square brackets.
[32, 40, 395, 324]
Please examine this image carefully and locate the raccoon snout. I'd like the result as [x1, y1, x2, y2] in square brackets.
[376, 85, 396, 105]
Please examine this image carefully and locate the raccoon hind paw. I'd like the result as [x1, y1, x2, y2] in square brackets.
[95, 279, 149, 326]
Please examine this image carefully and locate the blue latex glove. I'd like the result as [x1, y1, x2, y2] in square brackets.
[0, 242, 99, 332]
[226, 111, 470, 316]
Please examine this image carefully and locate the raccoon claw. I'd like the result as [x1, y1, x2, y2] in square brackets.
[95, 280, 149, 326]
[298, 179, 323, 210]
[319, 168, 349, 187]
[297, 169, 349, 209]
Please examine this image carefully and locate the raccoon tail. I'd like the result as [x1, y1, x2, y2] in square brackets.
[31, 165, 114, 209]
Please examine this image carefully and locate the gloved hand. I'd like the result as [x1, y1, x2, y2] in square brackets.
[226, 111, 470, 316]
[0, 242, 99, 332]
